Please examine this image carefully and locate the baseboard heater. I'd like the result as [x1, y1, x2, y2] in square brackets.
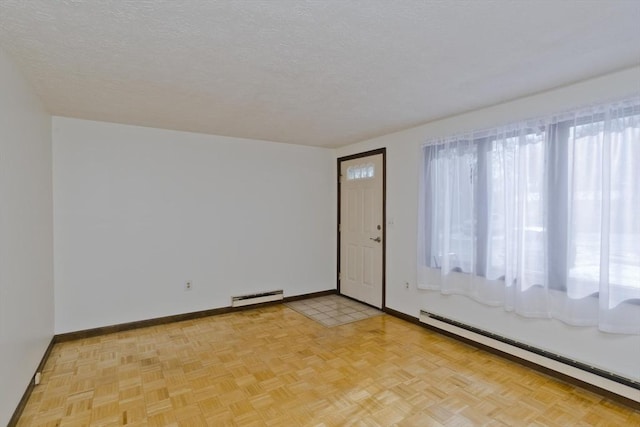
[419, 310, 640, 403]
[231, 290, 284, 307]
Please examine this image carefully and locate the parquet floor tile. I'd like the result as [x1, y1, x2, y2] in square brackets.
[16, 302, 640, 426]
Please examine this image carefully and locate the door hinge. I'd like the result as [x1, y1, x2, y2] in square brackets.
[338, 223, 341, 232]
[339, 272, 341, 280]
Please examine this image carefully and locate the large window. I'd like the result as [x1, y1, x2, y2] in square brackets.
[418, 97, 640, 334]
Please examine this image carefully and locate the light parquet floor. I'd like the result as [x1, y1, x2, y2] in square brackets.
[17, 303, 640, 426]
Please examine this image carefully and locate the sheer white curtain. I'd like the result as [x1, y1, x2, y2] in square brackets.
[417, 96, 640, 334]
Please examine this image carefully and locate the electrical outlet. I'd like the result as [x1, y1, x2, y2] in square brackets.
[35, 372, 41, 385]
[185, 281, 192, 291]
[404, 282, 410, 289]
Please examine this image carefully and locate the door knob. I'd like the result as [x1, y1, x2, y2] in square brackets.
[369, 237, 381, 243]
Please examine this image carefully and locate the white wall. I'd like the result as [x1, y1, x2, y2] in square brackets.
[53, 118, 336, 333]
[0, 47, 54, 424]
[336, 67, 640, 381]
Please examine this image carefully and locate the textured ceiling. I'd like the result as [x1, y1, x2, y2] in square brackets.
[1, 1, 639, 147]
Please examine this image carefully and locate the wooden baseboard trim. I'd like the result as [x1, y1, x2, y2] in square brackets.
[8, 336, 56, 427]
[383, 306, 420, 324]
[55, 289, 337, 343]
[283, 289, 337, 303]
[383, 307, 640, 411]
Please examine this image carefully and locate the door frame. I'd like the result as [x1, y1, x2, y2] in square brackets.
[337, 148, 387, 309]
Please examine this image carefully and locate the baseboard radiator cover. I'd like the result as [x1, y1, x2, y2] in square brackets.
[231, 290, 284, 307]
[419, 310, 640, 403]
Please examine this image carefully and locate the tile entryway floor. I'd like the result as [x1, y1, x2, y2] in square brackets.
[285, 294, 383, 327]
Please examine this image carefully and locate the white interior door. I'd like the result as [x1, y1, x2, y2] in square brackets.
[339, 153, 384, 308]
